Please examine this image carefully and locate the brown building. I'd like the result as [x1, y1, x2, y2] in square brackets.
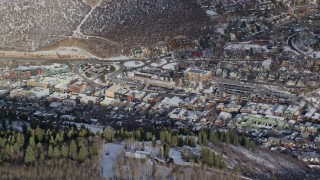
[184, 68, 213, 82]
[169, 35, 193, 51]
[2, 71, 32, 80]
[105, 85, 121, 98]
[67, 80, 86, 94]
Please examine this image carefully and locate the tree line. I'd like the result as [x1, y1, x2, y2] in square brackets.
[198, 129, 256, 151]
[0, 125, 102, 165]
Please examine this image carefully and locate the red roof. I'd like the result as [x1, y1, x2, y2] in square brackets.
[191, 51, 203, 58]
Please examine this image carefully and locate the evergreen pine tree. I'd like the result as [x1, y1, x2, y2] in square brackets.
[49, 136, 55, 145]
[69, 140, 77, 160]
[163, 143, 170, 160]
[24, 145, 36, 164]
[0, 137, 6, 148]
[16, 133, 24, 149]
[202, 131, 209, 146]
[233, 134, 239, 146]
[210, 130, 218, 144]
[53, 146, 61, 159]
[96, 131, 101, 138]
[48, 145, 54, 159]
[35, 127, 44, 142]
[198, 131, 203, 145]
[171, 136, 178, 146]
[67, 128, 74, 139]
[103, 128, 114, 142]
[4, 144, 12, 160]
[89, 143, 99, 157]
[177, 136, 184, 147]
[55, 133, 61, 143]
[146, 132, 153, 141]
[225, 132, 231, 144]
[61, 145, 68, 158]
[78, 146, 87, 162]
[135, 130, 141, 141]
[160, 130, 166, 143]
[165, 131, 172, 144]
[29, 136, 36, 149]
[36, 142, 43, 153]
[39, 153, 45, 161]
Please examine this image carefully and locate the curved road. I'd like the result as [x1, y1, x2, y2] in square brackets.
[287, 33, 304, 55]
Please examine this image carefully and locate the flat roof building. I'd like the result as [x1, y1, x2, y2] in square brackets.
[184, 68, 213, 82]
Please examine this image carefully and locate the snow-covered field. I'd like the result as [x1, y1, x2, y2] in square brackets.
[124, 61, 145, 68]
[169, 149, 193, 166]
[0, 46, 98, 59]
[162, 62, 178, 70]
[34, 47, 96, 57]
[102, 143, 125, 179]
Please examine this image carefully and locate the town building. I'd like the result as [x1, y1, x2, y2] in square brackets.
[184, 68, 213, 82]
[105, 85, 121, 98]
[67, 80, 86, 94]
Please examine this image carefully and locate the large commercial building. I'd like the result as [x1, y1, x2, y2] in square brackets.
[184, 68, 213, 82]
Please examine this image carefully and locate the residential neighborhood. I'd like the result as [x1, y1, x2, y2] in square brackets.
[0, 0, 320, 179]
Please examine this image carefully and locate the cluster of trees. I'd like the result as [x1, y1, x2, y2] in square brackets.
[198, 130, 256, 150]
[0, 125, 101, 165]
[201, 147, 226, 170]
[1, 109, 17, 131]
[102, 128, 158, 146]
[159, 130, 196, 147]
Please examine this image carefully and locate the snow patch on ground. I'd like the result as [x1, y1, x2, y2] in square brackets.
[107, 55, 130, 60]
[150, 59, 167, 67]
[283, 45, 300, 55]
[216, 23, 228, 35]
[72, 123, 104, 134]
[206, 10, 217, 16]
[162, 62, 178, 70]
[169, 149, 193, 166]
[124, 61, 145, 68]
[102, 143, 125, 179]
[225, 43, 267, 51]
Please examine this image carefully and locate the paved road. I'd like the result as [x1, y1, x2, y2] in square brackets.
[0, 57, 148, 64]
[287, 33, 304, 56]
[213, 76, 307, 89]
[72, 63, 103, 89]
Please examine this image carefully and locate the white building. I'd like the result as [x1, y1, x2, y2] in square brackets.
[30, 87, 50, 98]
[160, 96, 183, 107]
